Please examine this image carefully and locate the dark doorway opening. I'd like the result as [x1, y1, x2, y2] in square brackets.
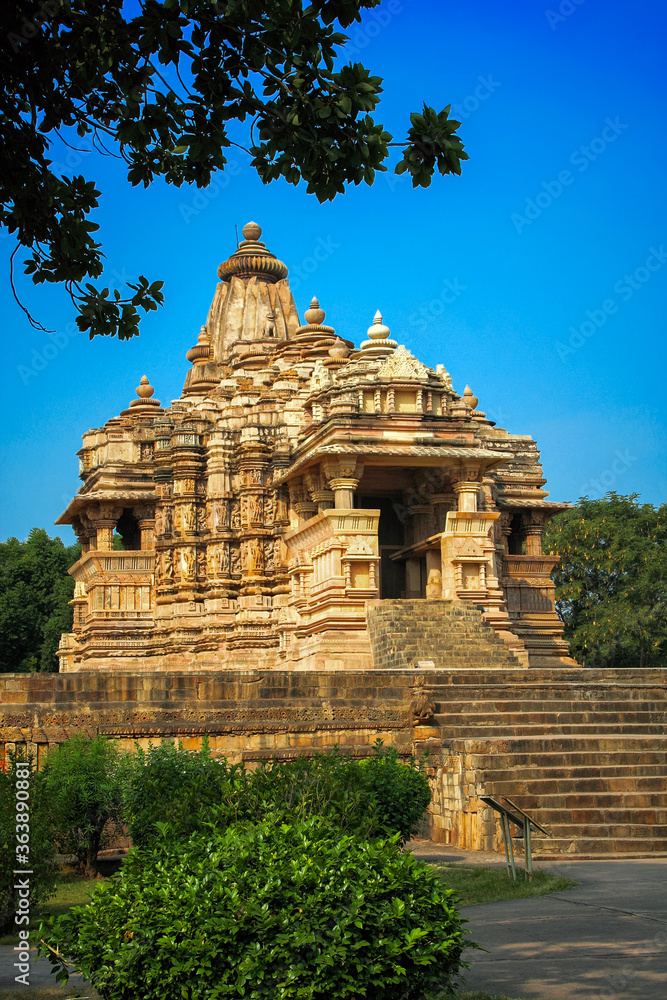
[116, 509, 141, 550]
[354, 495, 406, 599]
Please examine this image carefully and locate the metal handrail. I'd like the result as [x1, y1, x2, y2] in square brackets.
[480, 794, 551, 881]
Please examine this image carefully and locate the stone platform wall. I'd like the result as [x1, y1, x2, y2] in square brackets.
[4, 667, 664, 857]
[0, 669, 427, 769]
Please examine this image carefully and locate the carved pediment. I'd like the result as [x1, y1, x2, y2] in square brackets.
[377, 345, 430, 382]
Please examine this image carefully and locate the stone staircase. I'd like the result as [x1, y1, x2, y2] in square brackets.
[427, 668, 667, 857]
[367, 600, 521, 670]
[366, 602, 666, 856]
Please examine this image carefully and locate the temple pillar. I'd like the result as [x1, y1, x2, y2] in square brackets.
[431, 492, 456, 532]
[289, 478, 317, 523]
[328, 479, 358, 509]
[453, 481, 480, 513]
[304, 468, 335, 513]
[525, 525, 544, 556]
[88, 505, 121, 551]
[322, 460, 364, 510]
[311, 490, 335, 512]
[136, 505, 156, 550]
[409, 504, 433, 544]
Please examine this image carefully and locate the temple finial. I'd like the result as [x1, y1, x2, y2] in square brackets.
[136, 375, 155, 399]
[367, 310, 390, 341]
[242, 221, 262, 241]
[304, 297, 326, 325]
[123, 375, 161, 414]
[463, 385, 479, 411]
[360, 309, 397, 356]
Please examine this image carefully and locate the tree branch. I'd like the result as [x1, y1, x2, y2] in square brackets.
[9, 245, 53, 333]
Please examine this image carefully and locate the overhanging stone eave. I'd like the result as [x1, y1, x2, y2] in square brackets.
[497, 498, 572, 512]
[273, 443, 514, 485]
[55, 488, 158, 525]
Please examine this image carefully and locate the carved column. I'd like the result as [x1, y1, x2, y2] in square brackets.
[524, 512, 548, 556]
[289, 477, 317, 523]
[322, 459, 364, 510]
[453, 481, 480, 513]
[135, 505, 155, 550]
[88, 504, 121, 550]
[409, 504, 434, 544]
[305, 467, 334, 513]
[431, 493, 456, 533]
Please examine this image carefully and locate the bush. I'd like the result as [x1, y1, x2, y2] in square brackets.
[125, 740, 431, 848]
[123, 738, 248, 848]
[41, 818, 467, 999]
[41, 735, 130, 877]
[0, 752, 58, 934]
[362, 743, 432, 842]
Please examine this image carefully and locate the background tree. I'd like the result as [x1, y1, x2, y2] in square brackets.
[0, 528, 80, 673]
[1, 0, 466, 340]
[543, 493, 667, 668]
[41, 734, 130, 878]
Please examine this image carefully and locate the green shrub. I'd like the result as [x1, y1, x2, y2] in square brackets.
[362, 743, 432, 842]
[125, 740, 431, 848]
[41, 818, 467, 999]
[123, 739, 248, 847]
[41, 735, 130, 877]
[0, 753, 58, 934]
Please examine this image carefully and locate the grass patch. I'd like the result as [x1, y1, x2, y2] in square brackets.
[0, 867, 113, 946]
[435, 863, 577, 906]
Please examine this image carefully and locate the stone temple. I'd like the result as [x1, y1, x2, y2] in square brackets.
[2, 223, 665, 858]
[56, 221, 574, 674]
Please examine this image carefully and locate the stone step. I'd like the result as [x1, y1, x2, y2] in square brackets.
[492, 798, 667, 818]
[477, 771, 667, 791]
[435, 709, 665, 724]
[422, 669, 667, 686]
[429, 692, 667, 707]
[446, 735, 667, 752]
[531, 837, 667, 854]
[438, 723, 667, 736]
[461, 755, 667, 773]
[434, 688, 667, 700]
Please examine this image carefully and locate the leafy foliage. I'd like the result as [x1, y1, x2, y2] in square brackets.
[41, 818, 466, 999]
[395, 105, 467, 188]
[0, 528, 80, 673]
[1, 1, 465, 339]
[41, 735, 131, 877]
[0, 752, 58, 935]
[123, 738, 248, 847]
[125, 739, 431, 848]
[543, 493, 667, 668]
[361, 743, 432, 841]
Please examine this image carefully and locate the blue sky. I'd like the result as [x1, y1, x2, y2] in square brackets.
[2, 0, 666, 544]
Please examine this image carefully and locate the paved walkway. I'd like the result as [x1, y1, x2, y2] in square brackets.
[2, 855, 665, 998]
[461, 859, 667, 999]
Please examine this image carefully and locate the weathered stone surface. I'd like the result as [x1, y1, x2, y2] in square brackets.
[53, 221, 573, 673]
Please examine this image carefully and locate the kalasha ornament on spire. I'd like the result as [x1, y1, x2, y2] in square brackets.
[217, 220, 289, 283]
[295, 296, 336, 337]
[463, 385, 479, 411]
[121, 375, 162, 415]
[186, 326, 211, 364]
[360, 309, 398, 356]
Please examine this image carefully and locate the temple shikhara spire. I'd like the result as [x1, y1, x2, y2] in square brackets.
[56, 222, 574, 672]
